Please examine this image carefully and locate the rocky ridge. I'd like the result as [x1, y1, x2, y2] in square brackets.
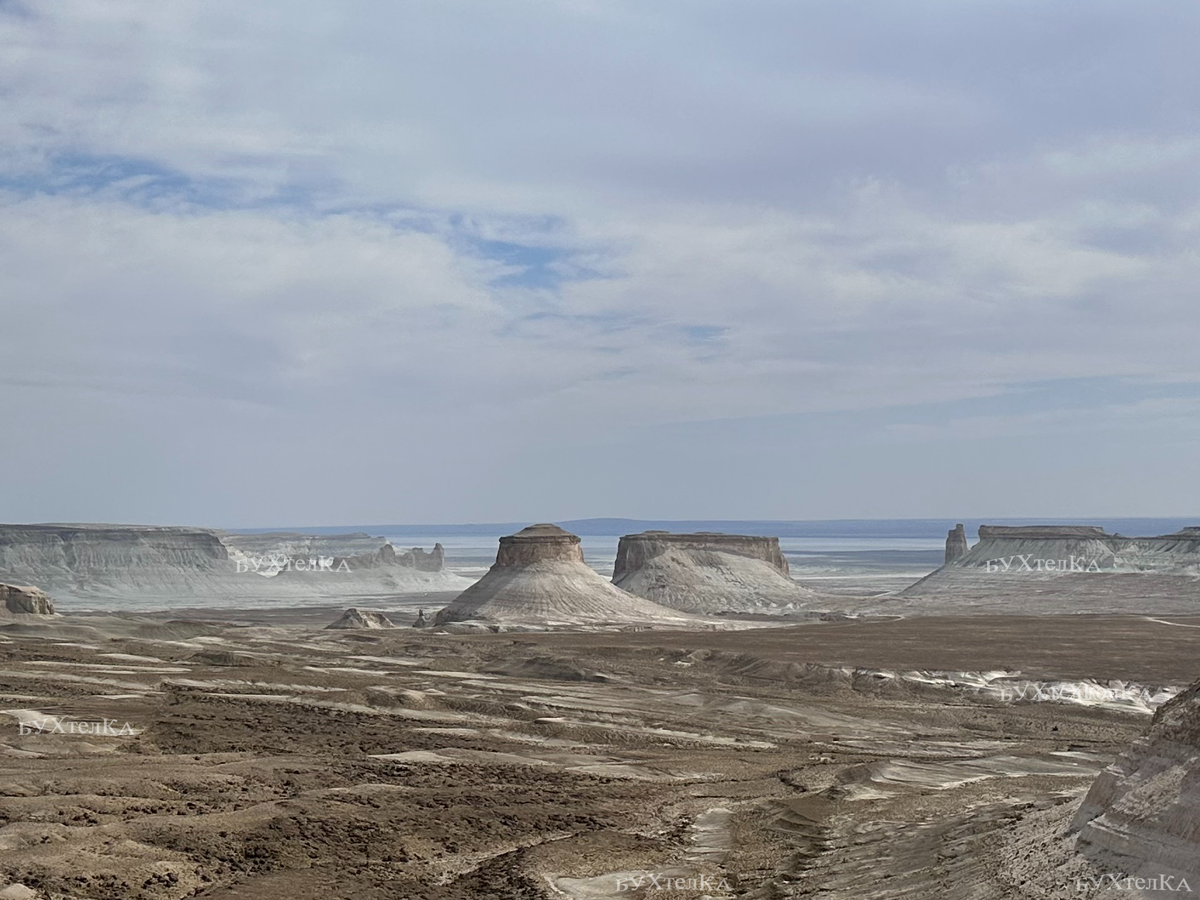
[0, 523, 467, 609]
[1069, 677, 1200, 884]
[0, 583, 55, 616]
[900, 524, 1200, 611]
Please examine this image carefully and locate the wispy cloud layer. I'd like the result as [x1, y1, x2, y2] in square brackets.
[1, 0, 1197, 522]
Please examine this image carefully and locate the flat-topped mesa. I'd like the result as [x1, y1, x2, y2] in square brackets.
[1, 583, 55, 616]
[494, 524, 585, 566]
[1070, 678, 1200, 883]
[976, 525, 1110, 539]
[613, 531, 790, 581]
[944, 524, 969, 564]
[434, 524, 692, 628]
[612, 531, 817, 615]
[0, 524, 229, 602]
[0, 523, 469, 606]
[902, 522, 1200, 601]
[0, 523, 229, 572]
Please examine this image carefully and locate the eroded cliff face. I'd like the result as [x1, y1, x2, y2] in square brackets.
[0, 524, 467, 608]
[945, 523, 969, 564]
[0, 582, 55, 616]
[222, 533, 447, 573]
[901, 525, 1200, 610]
[494, 524, 585, 566]
[941, 525, 1200, 574]
[397, 544, 444, 572]
[612, 531, 816, 614]
[0, 524, 228, 573]
[1070, 678, 1200, 883]
[613, 531, 790, 581]
[0, 525, 229, 601]
[435, 525, 691, 627]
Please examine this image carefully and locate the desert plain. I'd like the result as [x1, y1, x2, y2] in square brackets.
[3, 601, 1199, 900]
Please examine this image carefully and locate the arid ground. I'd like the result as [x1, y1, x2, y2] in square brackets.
[2, 610, 1198, 899]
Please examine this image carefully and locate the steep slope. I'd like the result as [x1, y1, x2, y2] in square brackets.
[435, 524, 695, 627]
[612, 531, 818, 614]
[0, 524, 230, 601]
[1069, 678, 1200, 884]
[944, 523, 969, 563]
[899, 525, 1200, 612]
[0, 583, 56, 617]
[222, 532, 445, 572]
[0, 524, 469, 609]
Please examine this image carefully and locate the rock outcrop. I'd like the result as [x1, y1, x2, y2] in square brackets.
[400, 544, 444, 572]
[0, 583, 55, 616]
[918, 525, 1200, 579]
[435, 524, 693, 627]
[611, 531, 818, 614]
[326, 608, 396, 629]
[1069, 678, 1200, 884]
[222, 533, 447, 574]
[0, 524, 469, 609]
[900, 525, 1200, 612]
[945, 523, 969, 564]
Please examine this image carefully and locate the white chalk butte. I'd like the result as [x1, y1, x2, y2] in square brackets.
[434, 524, 693, 627]
[903, 524, 1200, 598]
[1071, 677, 1200, 884]
[0, 523, 470, 606]
[612, 531, 817, 614]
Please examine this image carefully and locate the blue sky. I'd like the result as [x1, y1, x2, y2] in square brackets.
[1, 0, 1198, 525]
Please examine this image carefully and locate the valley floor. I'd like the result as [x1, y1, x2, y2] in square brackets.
[1, 612, 1197, 899]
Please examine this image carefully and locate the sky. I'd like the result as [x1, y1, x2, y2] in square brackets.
[1, 0, 1198, 526]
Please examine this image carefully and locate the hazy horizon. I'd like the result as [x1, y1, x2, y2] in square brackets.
[27, 515, 1190, 538]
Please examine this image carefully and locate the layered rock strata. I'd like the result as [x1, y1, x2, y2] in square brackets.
[0, 523, 466, 607]
[611, 531, 817, 614]
[435, 524, 692, 627]
[945, 523, 969, 563]
[226, 533, 445, 572]
[0, 583, 55, 616]
[901, 525, 1200, 610]
[1070, 678, 1200, 884]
